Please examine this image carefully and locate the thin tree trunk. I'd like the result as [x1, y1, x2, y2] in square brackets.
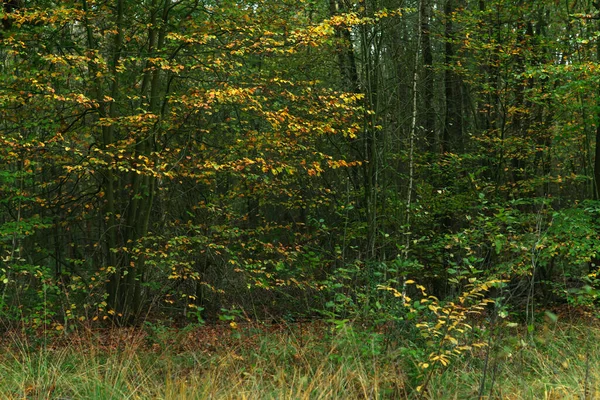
[405, 0, 422, 260]
[420, 0, 435, 152]
[595, 12, 600, 201]
[443, 0, 463, 153]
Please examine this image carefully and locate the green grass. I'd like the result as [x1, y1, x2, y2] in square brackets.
[0, 319, 599, 399]
[427, 322, 600, 399]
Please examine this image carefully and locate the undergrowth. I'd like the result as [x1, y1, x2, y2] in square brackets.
[0, 316, 599, 399]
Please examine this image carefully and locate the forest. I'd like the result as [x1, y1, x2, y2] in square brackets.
[2, 0, 600, 398]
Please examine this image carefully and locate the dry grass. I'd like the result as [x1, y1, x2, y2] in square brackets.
[1, 319, 599, 399]
[0, 321, 406, 399]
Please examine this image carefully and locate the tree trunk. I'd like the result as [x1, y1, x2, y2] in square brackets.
[443, 0, 463, 154]
[420, 0, 435, 152]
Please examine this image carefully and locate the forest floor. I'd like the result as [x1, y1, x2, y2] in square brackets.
[0, 314, 598, 399]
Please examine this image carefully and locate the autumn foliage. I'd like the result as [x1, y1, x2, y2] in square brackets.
[2, 3, 600, 393]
